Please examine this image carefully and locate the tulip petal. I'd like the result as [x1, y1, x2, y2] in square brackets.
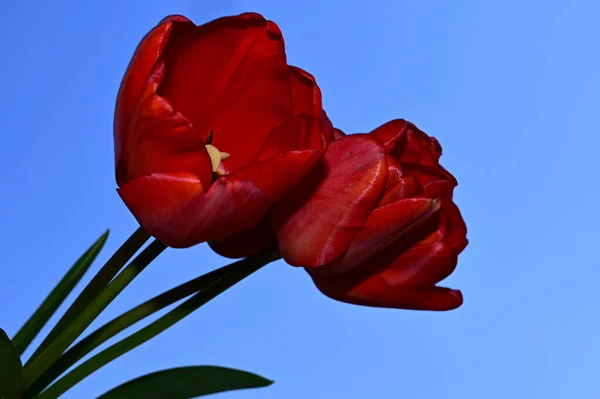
[118, 62, 213, 189]
[118, 149, 321, 248]
[375, 241, 458, 288]
[371, 120, 458, 198]
[321, 111, 334, 143]
[441, 200, 469, 253]
[114, 15, 195, 169]
[333, 128, 346, 140]
[271, 135, 388, 267]
[289, 66, 334, 146]
[310, 221, 464, 310]
[371, 119, 451, 169]
[312, 273, 463, 311]
[159, 12, 292, 172]
[209, 221, 276, 259]
[397, 129, 442, 166]
[403, 164, 457, 198]
[380, 176, 423, 207]
[377, 157, 424, 207]
[254, 115, 316, 162]
[370, 119, 409, 151]
[234, 149, 323, 203]
[322, 198, 441, 273]
[289, 66, 320, 117]
[117, 172, 257, 248]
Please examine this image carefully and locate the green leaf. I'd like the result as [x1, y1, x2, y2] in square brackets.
[12, 230, 110, 355]
[0, 328, 23, 399]
[23, 238, 163, 391]
[96, 366, 273, 399]
[27, 228, 149, 363]
[34, 250, 281, 399]
[27, 265, 233, 395]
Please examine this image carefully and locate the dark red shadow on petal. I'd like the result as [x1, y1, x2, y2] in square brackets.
[209, 221, 276, 259]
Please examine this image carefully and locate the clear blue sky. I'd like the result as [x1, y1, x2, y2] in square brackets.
[1, 0, 598, 398]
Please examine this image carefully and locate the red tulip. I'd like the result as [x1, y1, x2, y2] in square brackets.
[271, 120, 468, 310]
[114, 13, 332, 248]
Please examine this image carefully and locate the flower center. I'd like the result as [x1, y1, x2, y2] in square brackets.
[205, 130, 230, 175]
[205, 144, 230, 174]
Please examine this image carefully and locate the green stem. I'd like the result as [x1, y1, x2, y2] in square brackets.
[26, 227, 150, 364]
[12, 230, 110, 355]
[25, 264, 232, 395]
[22, 239, 165, 390]
[38, 249, 281, 399]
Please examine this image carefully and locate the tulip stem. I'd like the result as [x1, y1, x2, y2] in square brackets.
[22, 236, 164, 391]
[36, 249, 281, 399]
[12, 230, 110, 356]
[24, 263, 234, 396]
[25, 227, 150, 364]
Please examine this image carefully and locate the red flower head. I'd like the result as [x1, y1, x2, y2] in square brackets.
[114, 13, 332, 248]
[271, 120, 468, 311]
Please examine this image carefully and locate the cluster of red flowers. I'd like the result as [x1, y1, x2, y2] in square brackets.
[114, 13, 468, 311]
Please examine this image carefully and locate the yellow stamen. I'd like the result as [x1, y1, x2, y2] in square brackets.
[205, 144, 230, 173]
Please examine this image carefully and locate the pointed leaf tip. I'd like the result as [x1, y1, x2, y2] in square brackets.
[96, 366, 273, 398]
[12, 229, 110, 354]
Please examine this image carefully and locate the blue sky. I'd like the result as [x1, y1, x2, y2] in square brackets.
[1, 0, 599, 398]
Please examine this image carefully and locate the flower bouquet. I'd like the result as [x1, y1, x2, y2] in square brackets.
[0, 13, 467, 399]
